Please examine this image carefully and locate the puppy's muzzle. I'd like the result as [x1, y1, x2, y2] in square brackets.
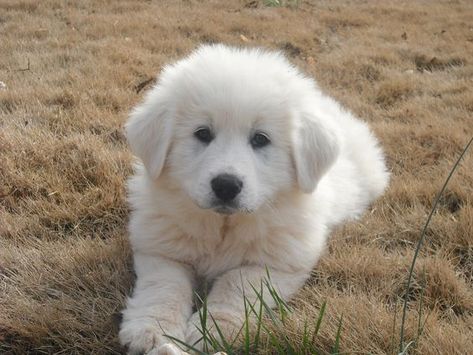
[211, 174, 243, 203]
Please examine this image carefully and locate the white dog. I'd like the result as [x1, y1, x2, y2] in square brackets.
[119, 44, 389, 355]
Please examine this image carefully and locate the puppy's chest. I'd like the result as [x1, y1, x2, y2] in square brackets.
[194, 235, 248, 278]
[166, 219, 263, 278]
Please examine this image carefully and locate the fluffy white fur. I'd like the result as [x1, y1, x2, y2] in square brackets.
[119, 44, 389, 355]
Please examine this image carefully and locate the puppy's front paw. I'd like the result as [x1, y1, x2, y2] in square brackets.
[145, 343, 189, 355]
[185, 311, 243, 351]
[120, 319, 184, 355]
[119, 319, 161, 354]
[118, 320, 164, 355]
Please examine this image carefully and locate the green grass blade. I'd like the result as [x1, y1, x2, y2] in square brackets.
[262, 278, 291, 323]
[399, 136, 473, 352]
[208, 311, 232, 352]
[399, 340, 415, 355]
[252, 281, 265, 351]
[241, 279, 251, 355]
[263, 271, 291, 313]
[249, 281, 286, 329]
[244, 283, 267, 352]
[332, 314, 343, 354]
[195, 292, 211, 352]
[247, 281, 297, 354]
[313, 300, 327, 338]
[413, 268, 427, 351]
[302, 318, 309, 350]
[390, 302, 399, 355]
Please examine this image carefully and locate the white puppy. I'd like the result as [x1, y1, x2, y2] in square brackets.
[119, 44, 389, 354]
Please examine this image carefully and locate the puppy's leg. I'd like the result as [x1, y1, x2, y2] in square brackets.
[185, 266, 307, 350]
[120, 254, 194, 355]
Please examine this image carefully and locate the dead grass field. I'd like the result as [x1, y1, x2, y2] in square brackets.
[1, 0, 473, 354]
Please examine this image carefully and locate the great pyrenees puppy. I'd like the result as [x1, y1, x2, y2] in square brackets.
[119, 44, 389, 355]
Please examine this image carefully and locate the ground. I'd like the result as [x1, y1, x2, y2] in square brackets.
[1, 0, 472, 354]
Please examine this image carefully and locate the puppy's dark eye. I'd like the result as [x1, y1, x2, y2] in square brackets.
[194, 126, 214, 144]
[250, 132, 271, 149]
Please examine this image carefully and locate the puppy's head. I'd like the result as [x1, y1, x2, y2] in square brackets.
[126, 45, 339, 214]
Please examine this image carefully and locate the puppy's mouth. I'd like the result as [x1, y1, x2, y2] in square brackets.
[208, 200, 254, 215]
[212, 203, 239, 215]
[193, 196, 254, 215]
[212, 205, 238, 215]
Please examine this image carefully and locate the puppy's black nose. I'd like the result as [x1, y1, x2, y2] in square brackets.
[211, 174, 243, 202]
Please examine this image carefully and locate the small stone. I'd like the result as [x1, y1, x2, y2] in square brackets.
[240, 34, 249, 42]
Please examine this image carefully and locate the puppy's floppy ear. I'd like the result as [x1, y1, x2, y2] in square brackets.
[293, 112, 340, 193]
[125, 86, 173, 179]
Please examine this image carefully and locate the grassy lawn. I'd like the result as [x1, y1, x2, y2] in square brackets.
[1, 0, 472, 353]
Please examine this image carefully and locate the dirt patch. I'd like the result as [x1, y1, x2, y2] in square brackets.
[414, 55, 465, 72]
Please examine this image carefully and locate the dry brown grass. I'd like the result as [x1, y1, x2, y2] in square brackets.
[1, 0, 472, 354]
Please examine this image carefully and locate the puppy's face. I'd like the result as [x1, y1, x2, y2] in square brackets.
[168, 86, 294, 214]
[126, 45, 340, 215]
